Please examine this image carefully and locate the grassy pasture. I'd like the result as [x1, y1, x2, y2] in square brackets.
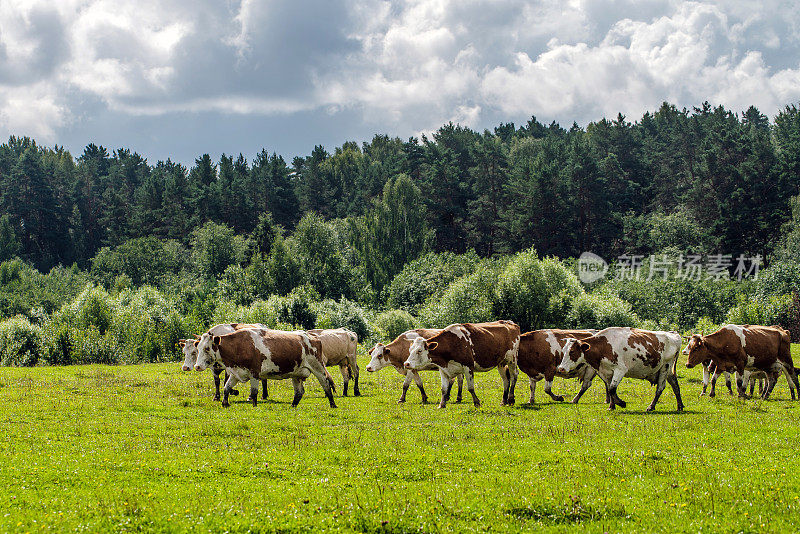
[2, 347, 800, 533]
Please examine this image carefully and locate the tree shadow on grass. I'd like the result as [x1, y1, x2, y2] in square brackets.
[619, 409, 700, 415]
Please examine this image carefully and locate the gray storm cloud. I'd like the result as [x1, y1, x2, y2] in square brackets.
[1, 0, 799, 156]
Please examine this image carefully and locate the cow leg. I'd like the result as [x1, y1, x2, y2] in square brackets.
[399, 371, 413, 403]
[764, 372, 778, 400]
[466, 368, 481, 407]
[291, 377, 305, 407]
[709, 369, 719, 398]
[309, 363, 337, 408]
[350, 355, 361, 397]
[455, 374, 463, 403]
[544, 378, 564, 402]
[749, 376, 756, 397]
[725, 372, 733, 395]
[506, 361, 519, 406]
[781, 365, 799, 400]
[247, 378, 259, 407]
[646, 369, 669, 412]
[340, 363, 350, 397]
[438, 371, 451, 409]
[571, 371, 594, 404]
[498, 366, 510, 405]
[666, 372, 685, 411]
[528, 377, 537, 404]
[262, 380, 269, 400]
[607, 369, 627, 409]
[700, 363, 710, 397]
[411, 371, 428, 404]
[222, 374, 242, 408]
[213, 368, 222, 401]
[224, 370, 239, 396]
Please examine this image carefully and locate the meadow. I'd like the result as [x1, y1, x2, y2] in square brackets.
[2, 347, 800, 533]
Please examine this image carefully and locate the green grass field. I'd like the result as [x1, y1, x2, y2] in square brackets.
[2, 346, 800, 533]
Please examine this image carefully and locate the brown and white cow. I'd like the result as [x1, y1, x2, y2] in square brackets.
[557, 327, 684, 412]
[366, 329, 463, 404]
[307, 328, 360, 396]
[179, 323, 269, 402]
[518, 329, 602, 404]
[684, 324, 799, 400]
[403, 321, 520, 408]
[194, 328, 336, 408]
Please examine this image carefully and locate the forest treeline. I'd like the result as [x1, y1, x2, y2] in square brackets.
[3, 101, 800, 274]
[1, 101, 800, 366]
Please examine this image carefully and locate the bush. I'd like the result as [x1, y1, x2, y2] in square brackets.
[566, 292, 640, 330]
[494, 250, 584, 331]
[90, 236, 187, 287]
[112, 286, 187, 364]
[207, 299, 280, 330]
[756, 260, 800, 299]
[314, 298, 372, 342]
[419, 261, 500, 327]
[725, 294, 792, 327]
[67, 285, 116, 334]
[0, 316, 43, 366]
[372, 309, 418, 341]
[386, 251, 479, 315]
[272, 285, 320, 329]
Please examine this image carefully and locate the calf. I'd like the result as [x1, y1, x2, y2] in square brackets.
[518, 329, 602, 404]
[557, 327, 684, 412]
[403, 321, 520, 408]
[307, 328, 360, 396]
[180, 323, 269, 402]
[194, 328, 336, 408]
[700, 360, 734, 397]
[685, 324, 799, 400]
[366, 329, 463, 404]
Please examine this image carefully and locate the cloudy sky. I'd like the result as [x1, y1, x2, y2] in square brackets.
[1, 0, 799, 165]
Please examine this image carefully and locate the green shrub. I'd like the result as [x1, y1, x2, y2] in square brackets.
[0, 258, 24, 285]
[566, 292, 640, 330]
[112, 286, 187, 363]
[372, 309, 418, 341]
[725, 294, 792, 327]
[386, 251, 479, 315]
[419, 261, 499, 327]
[67, 285, 116, 334]
[272, 285, 319, 329]
[494, 250, 584, 331]
[0, 316, 43, 366]
[314, 298, 372, 342]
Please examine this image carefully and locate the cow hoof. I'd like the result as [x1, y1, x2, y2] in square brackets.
[699, 392, 706, 397]
[608, 405, 616, 411]
[354, 390, 361, 397]
[222, 402, 230, 408]
[329, 403, 338, 408]
[455, 397, 463, 403]
[677, 405, 685, 412]
[554, 395, 564, 402]
[421, 399, 429, 405]
[709, 392, 715, 398]
[473, 402, 481, 408]
[229, 390, 239, 396]
[213, 394, 221, 401]
[397, 399, 406, 404]
[646, 406, 655, 412]
[438, 404, 446, 409]
[507, 398, 515, 406]
[571, 398, 579, 404]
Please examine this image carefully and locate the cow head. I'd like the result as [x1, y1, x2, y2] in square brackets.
[404, 337, 436, 370]
[194, 333, 221, 371]
[366, 343, 390, 372]
[179, 338, 199, 371]
[556, 338, 588, 374]
[684, 334, 708, 368]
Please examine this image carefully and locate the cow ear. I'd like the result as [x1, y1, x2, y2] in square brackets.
[428, 341, 438, 351]
[213, 335, 221, 346]
[579, 342, 590, 352]
[384, 347, 391, 356]
[179, 341, 185, 347]
[194, 334, 201, 340]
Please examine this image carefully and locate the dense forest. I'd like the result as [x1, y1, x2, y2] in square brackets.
[1, 101, 800, 366]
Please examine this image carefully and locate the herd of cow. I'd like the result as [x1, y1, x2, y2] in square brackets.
[179, 321, 800, 411]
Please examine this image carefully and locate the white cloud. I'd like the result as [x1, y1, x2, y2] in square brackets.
[1, 0, 800, 149]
